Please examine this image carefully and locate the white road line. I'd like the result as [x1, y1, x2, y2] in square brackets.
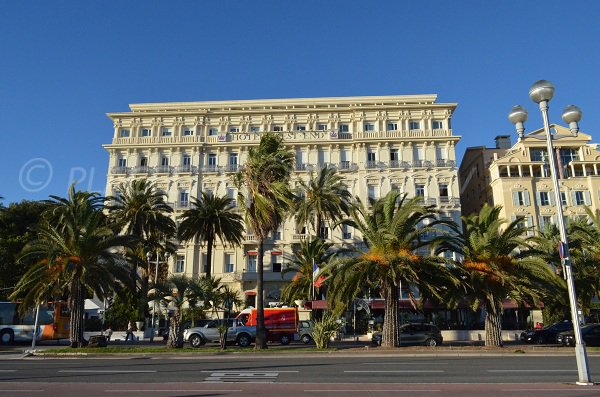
[362, 362, 448, 365]
[0, 391, 43, 393]
[502, 389, 597, 392]
[59, 370, 157, 373]
[106, 390, 242, 393]
[200, 370, 299, 373]
[0, 370, 16, 372]
[489, 369, 577, 372]
[304, 390, 441, 393]
[344, 370, 444, 373]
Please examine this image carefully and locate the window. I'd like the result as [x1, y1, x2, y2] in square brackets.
[367, 185, 379, 201]
[367, 152, 376, 162]
[560, 148, 579, 164]
[390, 149, 399, 162]
[415, 183, 425, 197]
[224, 254, 234, 273]
[432, 120, 443, 130]
[317, 124, 328, 131]
[182, 155, 191, 167]
[364, 123, 375, 131]
[209, 128, 219, 136]
[161, 156, 169, 166]
[250, 126, 260, 133]
[247, 255, 257, 272]
[296, 125, 306, 131]
[342, 224, 352, 239]
[387, 122, 398, 131]
[319, 224, 329, 239]
[141, 128, 151, 137]
[119, 129, 130, 138]
[409, 121, 421, 130]
[175, 255, 185, 273]
[439, 183, 449, 198]
[227, 187, 237, 207]
[512, 191, 530, 206]
[537, 191, 553, 206]
[273, 125, 283, 132]
[229, 153, 238, 171]
[539, 215, 552, 229]
[140, 157, 148, 166]
[272, 255, 282, 272]
[561, 192, 568, 206]
[339, 124, 349, 133]
[574, 191, 591, 206]
[229, 126, 240, 133]
[207, 153, 217, 170]
[530, 148, 548, 162]
[162, 128, 172, 137]
[179, 190, 189, 206]
[118, 158, 127, 167]
[183, 128, 193, 136]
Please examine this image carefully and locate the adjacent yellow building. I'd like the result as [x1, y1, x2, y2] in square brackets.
[103, 95, 462, 305]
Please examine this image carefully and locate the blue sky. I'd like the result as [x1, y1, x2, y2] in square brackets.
[1, 0, 599, 204]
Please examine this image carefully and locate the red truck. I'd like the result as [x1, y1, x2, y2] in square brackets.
[237, 307, 299, 345]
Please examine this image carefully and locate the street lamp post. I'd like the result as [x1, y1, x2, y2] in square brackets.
[146, 251, 170, 342]
[509, 80, 591, 385]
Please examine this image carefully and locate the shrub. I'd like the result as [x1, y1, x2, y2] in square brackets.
[310, 313, 339, 349]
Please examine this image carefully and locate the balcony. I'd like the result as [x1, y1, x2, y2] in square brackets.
[436, 159, 456, 168]
[202, 165, 218, 173]
[131, 166, 150, 174]
[338, 161, 357, 171]
[295, 163, 309, 171]
[292, 233, 307, 241]
[174, 165, 193, 174]
[438, 197, 460, 207]
[365, 161, 379, 169]
[244, 234, 257, 242]
[154, 165, 171, 174]
[111, 166, 128, 175]
[174, 201, 190, 210]
[225, 164, 239, 173]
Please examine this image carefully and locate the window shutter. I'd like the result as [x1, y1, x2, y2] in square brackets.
[551, 215, 558, 225]
[524, 191, 531, 206]
[584, 191, 592, 206]
[536, 192, 541, 205]
[549, 193, 555, 206]
[512, 192, 519, 205]
[571, 192, 577, 205]
[527, 216, 534, 236]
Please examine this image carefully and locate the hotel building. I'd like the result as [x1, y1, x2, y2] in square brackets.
[103, 95, 461, 306]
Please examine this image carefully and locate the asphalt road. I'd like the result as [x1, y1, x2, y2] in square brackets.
[1, 355, 600, 396]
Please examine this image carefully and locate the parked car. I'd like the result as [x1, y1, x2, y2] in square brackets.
[183, 318, 256, 348]
[557, 323, 600, 347]
[298, 320, 314, 344]
[372, 323, 443, 347]
[159, 319, 211, 341]
[520, 321, 572, 344]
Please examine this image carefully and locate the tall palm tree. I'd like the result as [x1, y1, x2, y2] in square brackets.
[438, 204, 555, 346]
[107, 179, 176, 315]
[326, 191, 458, 348]
[280, 237, 334, 304]
[178, 192, 244, 279]
[294, 166, 352, 239]
[232, 132, 295, 349]
[11, 186, 135, 347]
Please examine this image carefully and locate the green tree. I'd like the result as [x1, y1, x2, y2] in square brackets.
[178, 192, 244, 279]
[438, 205, 555, 347]
[11, 186, 135, 347]
[107, 179, 176, 318]
[0, 200, 50, 300]
[232, 132, 295, 349]
[326, 192, 457, 348]
[280, 237, 334, 304]
[151, 275, 211, 348]
[294, 166, 352, 239]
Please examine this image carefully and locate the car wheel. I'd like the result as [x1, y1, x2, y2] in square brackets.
[0, 330, 14, 345]
[189, 334, 205, 348]
[237, 333, 251, 347]
[301, 334, 312, 344]
[280, 335, 291, 345]
[425, 338, 438, 347]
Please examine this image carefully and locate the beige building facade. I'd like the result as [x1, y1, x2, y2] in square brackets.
[460, 125, 600, 232]
[103, 95, 461, 305]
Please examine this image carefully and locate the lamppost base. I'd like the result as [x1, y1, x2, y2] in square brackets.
[575, 382, 595, 386]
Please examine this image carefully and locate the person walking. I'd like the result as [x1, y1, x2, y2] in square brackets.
[104, 326, 113, 341]
[125, 321, 134, 341]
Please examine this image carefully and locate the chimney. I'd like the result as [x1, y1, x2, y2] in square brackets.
[495, 135, 512, 149]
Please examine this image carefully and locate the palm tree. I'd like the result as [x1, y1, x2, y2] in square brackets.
[280, 237, 334, 304]
[152, 275, 209, 348]
[232, 132, 295, 349]
[294, 166, 352, 239]
[11, 186, 135, 347]
[107, 179, 176, 317]
[326, 191, 458, 348]
[178, 192, 244, 279]
[438, 204, 556, 346]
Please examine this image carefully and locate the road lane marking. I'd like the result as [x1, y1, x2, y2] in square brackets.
[305, 390, 440, 393]
[362, 362, 448, 365]
[200, 370, 299, 372]
[59, 370, 157, 373]
[344, 370, 444, 373]
[489, 369, 578, 372]
[0, 370, 16, 372]
[203, 371, 291, 383]
[106, 390, 242, 393]
[0, 390, 43, 393]
[502, 389, 597, 392]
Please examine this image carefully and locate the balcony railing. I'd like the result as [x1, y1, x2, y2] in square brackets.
[174, 201, 190, 210]
[174, 165, 193, 173]
[203, 165, 218, 173]
[296, 163, 309, 171]
[436, 159, 456, 168]
[365, 161, 379, 169]
[111, 166, 128, 175]
[225, 164, 239, 172]
[131, 166, 150, 174]
[292, 234, 307, 241]
[155, 165, 171, 174]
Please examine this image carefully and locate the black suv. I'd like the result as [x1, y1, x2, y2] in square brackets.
[372, 323, 443, 346]
[520, 321, 573, 344]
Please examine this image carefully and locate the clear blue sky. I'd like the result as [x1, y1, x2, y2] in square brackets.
[1, 0, 599, 204]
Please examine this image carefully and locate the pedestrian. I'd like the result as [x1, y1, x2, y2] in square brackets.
[125, 321, 134, 341]
[104, 326, 113, 341]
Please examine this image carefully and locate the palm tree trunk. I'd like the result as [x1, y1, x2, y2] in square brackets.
[69, 278, 86, 348]
[381, 280, 400, 347]
[255, 239, 268, 349]
[167, 310, 183, 348]
[484, 300, 503, 347]
[316, 214, 323, 240]
[206, 233, 214, 280]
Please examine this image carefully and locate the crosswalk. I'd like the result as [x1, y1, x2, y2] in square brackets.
[202, 370, 299, 383]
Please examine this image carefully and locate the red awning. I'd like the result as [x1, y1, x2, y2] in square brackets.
[271, 251, 282, 255]
[244, 291, 257, 296]
[309, 300, 328, 309]
[247, 251, 257, 255]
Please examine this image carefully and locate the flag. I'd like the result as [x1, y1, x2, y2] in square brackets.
[313, 275, 327, 288]
[312, 259, 319, 281]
